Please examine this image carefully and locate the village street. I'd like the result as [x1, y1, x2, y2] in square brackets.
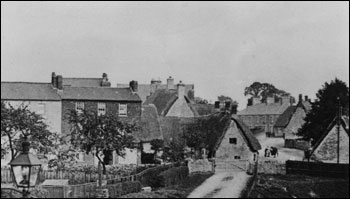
[187, 172, 250, 198]
[255, 132, 304, 162]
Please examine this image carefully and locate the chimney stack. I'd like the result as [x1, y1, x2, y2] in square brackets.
[266, 96, 275, 105]
[167, 76, 174, 90]
[57, 75, 63, 90]
[214, 101, 220, 112]
[281, 95, 291, 105]
[150, 78, 162, 95]
[252, 97, 260, 106]
[177, 81, 185, 98]
[51, 72, 57, 88]
[305, 95, 309, 102]
[129, 80, 138, 93]
[231, 102, 238, 115]
[101, 73, 111, 87]
[225, 101, 231, 110]
[299, 94, 303, 102]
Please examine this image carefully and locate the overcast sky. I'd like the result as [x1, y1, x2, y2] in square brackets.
[1, 2, 349, 109]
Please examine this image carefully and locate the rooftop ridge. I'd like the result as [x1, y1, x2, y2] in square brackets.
[1, 81, 51, 85]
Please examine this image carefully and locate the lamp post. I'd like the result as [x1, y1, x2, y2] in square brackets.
[9, 137, 42, 198]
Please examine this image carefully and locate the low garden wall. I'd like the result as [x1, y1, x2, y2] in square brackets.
[187, 159, 214, 174]
[258, 159, 286, 175]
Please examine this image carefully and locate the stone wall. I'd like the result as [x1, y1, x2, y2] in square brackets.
[258, 159, 286, 175]
[187, 159, 214, 174]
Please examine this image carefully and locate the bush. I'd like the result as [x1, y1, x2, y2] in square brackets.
[159, 166, 189, 187]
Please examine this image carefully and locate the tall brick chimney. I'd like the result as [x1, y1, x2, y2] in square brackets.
[305, 95, 309, 102]
[57, 75, 63, 90]
[281, 95, 291, 105]
[51, 72, 57, 88]
[299, 94, 303, 102]
[150, 78, 161, 95]
[177, 81, 185, 98]
[266, 96, 275, 105]
[167, 76, 174, 90]
[129, 80, 138, 93]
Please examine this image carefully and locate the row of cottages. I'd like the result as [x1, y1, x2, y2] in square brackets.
[1, 73, 155, 166]
[310, 116, 349, 164]
[238, 95, 293, 135]
[117, 76, 195, 102]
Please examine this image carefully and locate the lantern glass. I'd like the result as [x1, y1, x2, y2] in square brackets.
[12, 165, 41, 188]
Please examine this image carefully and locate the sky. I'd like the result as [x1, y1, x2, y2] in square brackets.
[1, 2, 349, 110]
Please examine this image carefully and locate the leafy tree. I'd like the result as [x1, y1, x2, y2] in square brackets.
[183, 120, 207, 159]
[162, 140, 186, 163]
[150, 139, 164, 163]
[67, 109, 138, 174]
[298, 78, 349, 144]
[244, 82, 290, 103]
[1, 101, 58, 161]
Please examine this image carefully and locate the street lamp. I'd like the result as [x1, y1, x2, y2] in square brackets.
[9, 137, 42, 198]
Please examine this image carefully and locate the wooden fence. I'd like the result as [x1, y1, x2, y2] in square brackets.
[286, 160, 349, 178]
[1, 168, 135, 185]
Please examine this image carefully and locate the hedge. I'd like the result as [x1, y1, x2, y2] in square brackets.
[159, 166, 189, 187]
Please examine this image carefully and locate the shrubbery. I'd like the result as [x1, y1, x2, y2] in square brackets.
[159, 166, 189, 187]
[139, 165, 174, 188]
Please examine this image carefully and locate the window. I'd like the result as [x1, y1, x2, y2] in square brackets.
[262, 116, 266, 124]
[119, 104, 127, 117]
[76, 102, 85, 114]
[229, 138, 237, 144]
[97, 102, 106, 116]
[234, 156, 241, 160]
[256, 116, 259, 124]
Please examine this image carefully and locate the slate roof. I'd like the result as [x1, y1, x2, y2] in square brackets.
[60, 87, 141, 102]
[274, 106, 297, 128]
[144, 89, 179, 116]
[1, 82, 61, 101]
[311, 116, 349, 155]
[132, 105, 163, 142]
[214, 114, 262, 152]
[238, 102, 290, 116]
[63, 78, 103, 87]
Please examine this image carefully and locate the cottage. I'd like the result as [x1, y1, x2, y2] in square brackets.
[214, 106, 262, 172]
[309, 116, 349, 163]
[238, 95, 293, 134]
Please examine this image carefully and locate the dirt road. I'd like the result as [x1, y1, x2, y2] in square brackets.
[187, 172, 251, 198]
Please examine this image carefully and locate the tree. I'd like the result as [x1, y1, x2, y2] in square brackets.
[244, 82, 290, 103]
[67, 109, 137, 174]
[150, 139, 164, 163]
[298, 78, 349, 144]
[1, 101, 59, 161]
[162, 140, 186, 163]
[183, 119, 207, 159]
[194, 97, 209, 104]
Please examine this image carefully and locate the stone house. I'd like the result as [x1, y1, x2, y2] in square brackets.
[214, 109, 262, 172]
[238, 95, 293, 135]
[1, 82, 62, 165]
[274, 95, 312, 137]
[117, 76, 195, 102]
[309, 116, 349, 163]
